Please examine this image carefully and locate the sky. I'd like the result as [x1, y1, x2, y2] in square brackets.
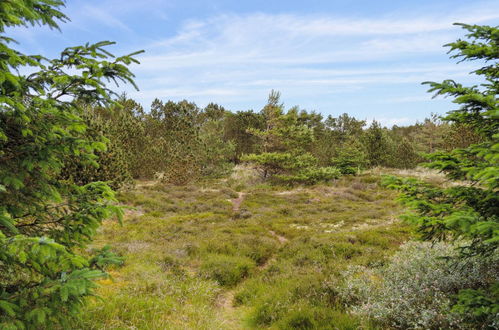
[7, 0, 499, 126]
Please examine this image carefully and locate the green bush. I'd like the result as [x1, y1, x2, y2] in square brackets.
[331, 138, 368, 175]
[60, 107, 134, 190]
[279, 306, 317, 329]
[199, 254, 255, 287]
[242, 152, 317, 178]
[250, 292, 292, 326]
[339, 241, 499, 329]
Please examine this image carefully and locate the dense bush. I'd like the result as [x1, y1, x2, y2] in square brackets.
[60, 106, 134, 189]
[339, 241, 499, 329]
[198, 119, 236, 177]
[242, 152, 316, 178]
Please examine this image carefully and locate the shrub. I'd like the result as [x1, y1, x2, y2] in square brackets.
[279, 306, 317, 329]
[250, 291, 292, 326]
[339, 241, 499, 329]
[242, 152, 317, 178]
[331, 138, 368, 175]
[199, 254, 255, 287]
[60, 107, 134, 190]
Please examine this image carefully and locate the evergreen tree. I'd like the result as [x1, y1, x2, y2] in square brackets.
[198, 118, 236, 177]
[331, 137, 368, 175]
[363, 120, 393, 167]
[384, 23, 498, 326]
[243, 91, 339, 184]
[244, 91, 314, 178]
[223, 110, 265, 162]
[0, 1, 141, 327]
[392, 137, 420, 169]
[326, 113, 366, 140]
[143, 99, 202, 184]
[414, 113, 448, 153]
[59, 105, 134, 190]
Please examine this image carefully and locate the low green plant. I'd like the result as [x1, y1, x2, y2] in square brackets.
[200, 254, 256, 287]
[339, 241, 499, 329]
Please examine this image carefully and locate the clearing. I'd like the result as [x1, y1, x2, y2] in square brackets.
[77, 173, 412, 329]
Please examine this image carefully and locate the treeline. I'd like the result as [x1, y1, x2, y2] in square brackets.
[74, 91, 480, 187]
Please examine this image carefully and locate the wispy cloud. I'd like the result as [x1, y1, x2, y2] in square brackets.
[6, 0, 498, 122]
[77, 6, 132, 32]
[127, 5, 497, 116]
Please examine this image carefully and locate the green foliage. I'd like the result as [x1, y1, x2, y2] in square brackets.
[248, 90, 314, 154]
[223, 110, 265, 162]
[0, 1, 141, 327]
[103, 97, 149, 179]
[385, 23, 499, 323]
[198, 117, 236, 177]
[104, 99, 237, 184]
[200, 254, 255, 287]
[242, 152, 316, 177]
[88, 245, 124, 270]
[363, 120, 395, 167]
[145, 99, 202, 184]
[340, 241, 499, 329]
[243, 91, 340, 184]
[312, 113, 366, 167]
[331, 138, 368, 175]
[60, 105, 134, 189]
[393, 137, 421, 168]
[452, 283, 499, 326]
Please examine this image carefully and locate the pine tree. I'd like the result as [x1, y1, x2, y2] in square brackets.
[223, 110, 265, 162]
[363, 120, 393, 167]
[383, 23, 498, 326]
[146, 99, 202, 184]
[243, 91, 339, 184]
[0, 1, 141, 327]
[331, 137, 368, 174]
[59, 104, 135, 189]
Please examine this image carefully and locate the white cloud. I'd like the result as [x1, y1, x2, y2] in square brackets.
[78, 6, 132, 32]
[134, 9, 493, 87]
[130, 5, 497, 119]
[10, 0, 496, 123]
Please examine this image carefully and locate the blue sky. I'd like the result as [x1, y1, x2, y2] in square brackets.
[8, 0, 499, 126]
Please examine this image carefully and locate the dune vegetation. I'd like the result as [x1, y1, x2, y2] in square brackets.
[75, 171, 412, 329]
[1, 1, 497, 329]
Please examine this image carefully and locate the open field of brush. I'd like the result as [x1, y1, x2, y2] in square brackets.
[72, 168, 429, 329]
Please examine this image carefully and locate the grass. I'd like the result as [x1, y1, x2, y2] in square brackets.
[75, 172, 413, 329]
